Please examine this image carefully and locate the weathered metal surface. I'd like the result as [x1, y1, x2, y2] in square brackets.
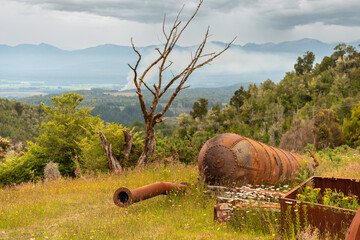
[345, 206, 360, 240]
[113, 181, 186, 207]
[280, 176, 360, 237]
[198, 133, 315, 186]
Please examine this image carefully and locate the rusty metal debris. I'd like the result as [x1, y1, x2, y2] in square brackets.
[209, 185, 287, 222]
[113, 181, 186, 207]
[280, 176, 360, 237]
[345, 206, 360, 240]
[198, 133, 317, 186]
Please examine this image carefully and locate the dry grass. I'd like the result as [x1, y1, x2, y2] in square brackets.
[311, 145, 360, 178]
[0, 163, 262, 240]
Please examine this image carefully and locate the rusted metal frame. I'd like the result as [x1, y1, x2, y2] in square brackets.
[280, 176, 360, 237]
[113, 181, 186, 208]
[280, 198, 355, 236]
[345, 206, 360, 240]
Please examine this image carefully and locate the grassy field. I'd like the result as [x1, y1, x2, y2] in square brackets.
[1, 146, 359, 240]
[0, 163, 266, 240]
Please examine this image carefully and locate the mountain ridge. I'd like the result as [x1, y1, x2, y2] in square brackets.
[1, 38, 359, 98]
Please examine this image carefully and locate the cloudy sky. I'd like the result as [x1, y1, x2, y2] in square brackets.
[1, 0, 360, 50]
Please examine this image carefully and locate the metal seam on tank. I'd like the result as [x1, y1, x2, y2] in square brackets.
[252, 138, 276, 184]
[287, 151, 302, 170]
[275, 147, 296, 180]
[230, 137, 242, 149]
[231, 137, 259, 170]
[267, 145, 287, 182]
[258, 142, 282, 184]
[241, 137, 262, 185]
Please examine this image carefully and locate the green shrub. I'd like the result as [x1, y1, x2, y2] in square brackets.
[312, 109, 345, 150]
[154, 136, 207, 164]
[0, 143, 47, 186]
[344, 101, 360, 147]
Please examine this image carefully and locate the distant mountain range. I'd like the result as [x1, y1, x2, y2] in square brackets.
[0, 38, 359, 98]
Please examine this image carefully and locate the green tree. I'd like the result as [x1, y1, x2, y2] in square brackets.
[230, 86, 249, 122]
[35, 92, 103, 176]
[294, 51, 315, 75]
[190, 98, 208, 120]
[312, 109, 345, 150]
[344, 101, 360, 147]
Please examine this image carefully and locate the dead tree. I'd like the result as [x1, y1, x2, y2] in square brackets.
[97, 129, 134, 172]
[128, 0, 235, 167]
[97, 131, 122, 172]
[123, 129, 134, 163]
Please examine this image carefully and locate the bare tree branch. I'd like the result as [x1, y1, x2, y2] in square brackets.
[127, 0, 235, 167]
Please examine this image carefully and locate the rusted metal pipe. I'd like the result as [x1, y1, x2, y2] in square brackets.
[113, 181, 186, 207]
[198, 133, 317, 186]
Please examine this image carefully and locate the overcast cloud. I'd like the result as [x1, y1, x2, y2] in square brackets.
[1, 0, 360, 49]
[11, 0, 360, 27]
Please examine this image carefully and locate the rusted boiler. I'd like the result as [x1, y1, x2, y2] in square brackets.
[198, 133, 317, 186]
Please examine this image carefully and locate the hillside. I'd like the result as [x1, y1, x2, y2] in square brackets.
[19, 85, 242, 125]
[0, 99, 44, 141]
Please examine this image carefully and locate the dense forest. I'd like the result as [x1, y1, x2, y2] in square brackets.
[1, 43, 360, 186]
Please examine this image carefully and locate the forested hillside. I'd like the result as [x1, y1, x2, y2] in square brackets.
[174, 43, 360, 150]
[19, 86, 240, 125]
[0, 99, 44, 141]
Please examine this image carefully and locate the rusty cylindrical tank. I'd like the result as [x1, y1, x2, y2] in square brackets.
[113, 181, 186, 207]
[198, 133, 316, 186]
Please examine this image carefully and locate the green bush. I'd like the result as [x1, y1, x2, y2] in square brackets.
[154, 136, 207, 164]
[312, 109, 345, 150]
[0, 143, 47, 186]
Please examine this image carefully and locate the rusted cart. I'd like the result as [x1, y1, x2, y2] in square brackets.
[280, 176, 360, 237]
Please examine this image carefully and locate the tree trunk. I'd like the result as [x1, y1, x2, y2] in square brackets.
[97, 131, 122, 172]
[137, 121, 156, 167]
[236, 106, 240, 122]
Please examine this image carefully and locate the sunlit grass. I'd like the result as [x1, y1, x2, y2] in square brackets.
[0, 163, 263, 239]
[1, 146, 359, 239]
[310, 145, 360, 178]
